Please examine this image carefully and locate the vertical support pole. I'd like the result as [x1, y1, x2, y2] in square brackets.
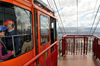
[93, 38, 96, 55]
[62, 37, 66, 56]
[64, 38, 66, 55]
[12, 36, 16, 57]
[66, 39, 68, 55]
[95, 38, 97, 56]
[76, 40, 77, 55]
[71, 39, 73, 55]
[79, 40, 81, 54]
[84, 36, 85, 55]
[86, 38, 88, 55]
[73, 36, 75, 54]
[92, 38, 93, 52]
[69, 40, 70, 55]
[65, 39, 68, 54]
[90, 40, 91, 52]
[62, 37, 64, 56]
[93, 38, 96, 56]
[96, 38, 98, 58]
[92, 39, 94, 55]
[89, 40, 91, 52]
[81, 40, 82, 55]
[59, 40, 60, 56]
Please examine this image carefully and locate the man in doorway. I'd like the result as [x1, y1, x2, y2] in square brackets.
[3, 20, 20, 55]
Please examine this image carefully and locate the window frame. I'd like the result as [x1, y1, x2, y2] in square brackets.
[39, 14, 50, 46]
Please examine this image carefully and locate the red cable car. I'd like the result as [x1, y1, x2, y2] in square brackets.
[0, 0, 58, 66]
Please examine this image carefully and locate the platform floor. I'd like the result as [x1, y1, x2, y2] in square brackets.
[58, 53, 100, 66]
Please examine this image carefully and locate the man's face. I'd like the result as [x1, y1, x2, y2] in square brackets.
[6, 23, 12, 29]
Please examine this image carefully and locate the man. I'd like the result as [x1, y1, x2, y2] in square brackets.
[3, 20, 20, 55]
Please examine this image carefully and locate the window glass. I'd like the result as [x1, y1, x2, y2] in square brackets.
[0, 2, 33, 61]
[40, 15, 49, 45]
[51, 22, 54, 29]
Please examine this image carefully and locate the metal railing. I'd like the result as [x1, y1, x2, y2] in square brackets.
[60, 35, 94, 56]
[23, 41, 58, 66]
[92, 35, 100, 59]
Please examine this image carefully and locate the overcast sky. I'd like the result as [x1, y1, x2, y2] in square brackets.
[42, 0, 100, 28]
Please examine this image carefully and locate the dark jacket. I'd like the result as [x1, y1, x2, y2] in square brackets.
[6, 30, 20, 54]
[0, 40, 7, 56]
[0, 40, 13, 60]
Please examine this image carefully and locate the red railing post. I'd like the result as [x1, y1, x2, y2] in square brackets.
[96, 38, 98, 58]
[64, 38, 66, 55]
[66, 39, 68, 54]
[62, 37, 65, 56]
[73, 36, 75, 54]
[93, 38, 96, 56]
[84, 36, 85, 54]
[95, 38, 97, 56]
[69, 40, 70, 55]
[76, 40, 77, 55]
[98, 40, 100, 60]
[92, 39, 95, 55]
[89, 40, 91, 52]
[81, 40, 82, 55]
[94, 38, 95, 54]
[59, 39, 62, 56]
[86, 38, 88, 55]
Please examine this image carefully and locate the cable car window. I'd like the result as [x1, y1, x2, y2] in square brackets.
[40, 15, 49, 45]
[0, 2, 33, 61]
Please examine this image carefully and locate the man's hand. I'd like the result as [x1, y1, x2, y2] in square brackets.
[7, 50, 12, 53]
[11, 51, 14, 54]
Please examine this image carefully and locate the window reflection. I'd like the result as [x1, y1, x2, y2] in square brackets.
[40, 15, 49, 45]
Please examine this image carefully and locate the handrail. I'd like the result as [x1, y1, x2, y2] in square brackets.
[93, 35, 100, 40]
[23, 41, 58, 66]
[63, 35, 93, 37]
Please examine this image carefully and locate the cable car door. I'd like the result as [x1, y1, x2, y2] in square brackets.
[37, 10, 51, 65]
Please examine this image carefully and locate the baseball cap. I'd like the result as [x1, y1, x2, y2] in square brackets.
[0, 26, 7, 31]
[3, 20, 14, 25]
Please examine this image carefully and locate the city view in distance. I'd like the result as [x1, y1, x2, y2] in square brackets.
[57, 27, 100, 39]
